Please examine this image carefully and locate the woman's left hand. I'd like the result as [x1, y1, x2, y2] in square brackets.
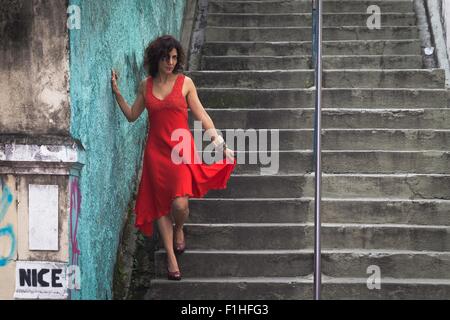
[111, 69, 120, 95]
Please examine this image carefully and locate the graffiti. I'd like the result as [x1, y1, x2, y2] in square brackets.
[0, 179, 13, 221]
[69, 176, 81, 267]
[0, 225, 16, 267]
[68, 176, 81, 299]
[0, 178, 16, 267]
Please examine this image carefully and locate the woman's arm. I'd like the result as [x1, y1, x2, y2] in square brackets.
[186, 76, 234, 159]
[111, 69, 146, 122]
[185, 76, 220, 140]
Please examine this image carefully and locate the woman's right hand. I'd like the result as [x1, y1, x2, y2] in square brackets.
[111, 69, 120, 95]
[223, 147, 235, 163]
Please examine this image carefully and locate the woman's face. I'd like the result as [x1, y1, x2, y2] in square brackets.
[158, 48, 178, 76]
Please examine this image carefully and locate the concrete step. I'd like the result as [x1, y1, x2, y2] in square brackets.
[187, 69, 445, 89]
[204, 173, 450, 199]
[147, 276, 450, 300]
[197, 88, 447, 109]
[209, 0, 415, 14]
[155, 249, 450, 279]
[192, 108, 450, 129]
[193, 129, 450, 151]
[189, 198, 450, 225]
[201, 55, 423, 70]
[205, 26, 419, 41]
[207, 13, 416, 27]
[224, 150, 450, 174]
[202, 40, 422, 56]
[324, 55, 423, 69]
[171, 223, 450, 251]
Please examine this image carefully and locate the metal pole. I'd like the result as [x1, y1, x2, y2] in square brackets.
[313, 0, 323, 301]
[312, 0, 317, 67]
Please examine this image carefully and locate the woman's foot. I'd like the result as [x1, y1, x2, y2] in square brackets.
[167, 269, 181, 281]
[167, 254, 181, 280]
[167, 255, 181, 280]
[167, 253, 179, 270]
[173, 226, 186, 254]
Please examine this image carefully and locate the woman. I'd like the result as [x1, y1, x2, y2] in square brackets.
[111, 35, 236, 281]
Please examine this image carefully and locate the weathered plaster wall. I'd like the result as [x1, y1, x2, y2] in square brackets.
[0, 0, 70, 135]
[68, 0, 186, 299]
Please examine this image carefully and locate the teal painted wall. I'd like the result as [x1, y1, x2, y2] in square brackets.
[68, 0, 186, 299]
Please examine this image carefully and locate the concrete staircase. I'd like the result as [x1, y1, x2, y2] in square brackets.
[147, 0, 450, 299]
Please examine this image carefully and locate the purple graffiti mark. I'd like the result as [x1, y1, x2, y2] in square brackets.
[69, 176, 82, 298]
[0, 178, 16, 267]
[69, 177, 81, 267]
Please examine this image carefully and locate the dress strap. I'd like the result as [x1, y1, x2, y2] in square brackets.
[180, 74, 187, 100]
[175, 74, 185, 92]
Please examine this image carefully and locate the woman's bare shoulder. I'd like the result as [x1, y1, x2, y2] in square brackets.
[140, 77, 151, 94]
[183, 75, 195, 87]
[143, 76, 152, 84]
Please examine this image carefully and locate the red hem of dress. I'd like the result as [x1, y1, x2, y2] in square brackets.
[134, 159, 236, 237]
[134, 192, 193, 237]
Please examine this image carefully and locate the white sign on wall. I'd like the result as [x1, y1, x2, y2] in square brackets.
[28, 184, 59, 251]
[14, 261, 68, 299]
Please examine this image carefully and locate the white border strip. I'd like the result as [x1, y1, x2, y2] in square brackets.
[0, 144, 84, 163]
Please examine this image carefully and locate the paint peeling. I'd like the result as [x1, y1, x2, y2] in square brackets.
[0, 144, 80, 162]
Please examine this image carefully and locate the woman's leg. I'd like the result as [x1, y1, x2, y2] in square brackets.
[156, 215, 179, 272]
[155, 196, 189, 272]
[171, 196, 190, 245]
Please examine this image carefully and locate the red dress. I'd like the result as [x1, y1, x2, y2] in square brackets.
[134, 73, 236, 236]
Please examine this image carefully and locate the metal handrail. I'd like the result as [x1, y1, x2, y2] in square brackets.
[312, 0, 323, 301]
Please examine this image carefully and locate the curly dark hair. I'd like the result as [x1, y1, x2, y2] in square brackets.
[143, 35, 185, 78]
